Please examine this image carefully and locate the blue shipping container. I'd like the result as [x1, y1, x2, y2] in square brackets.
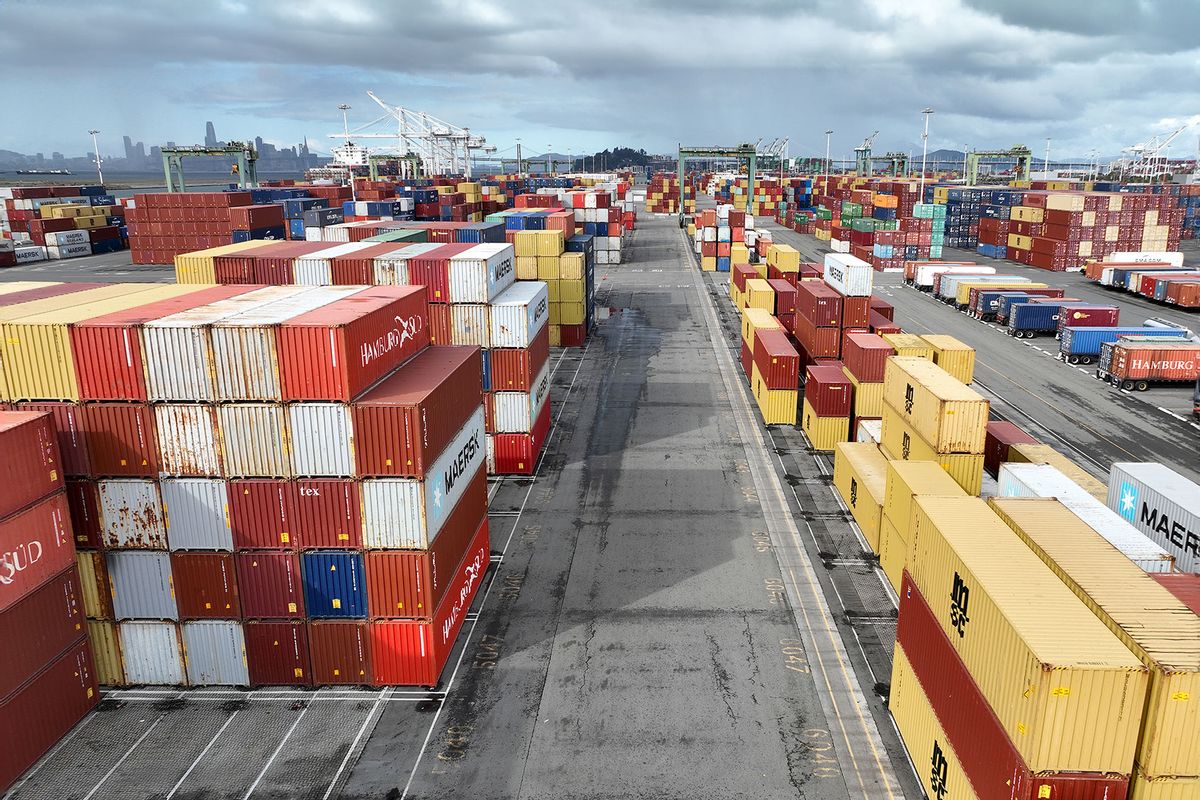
[288, 219, 306, 239]
[303, 207, 344, 228]
[232, 226, 286, 243]
[1008, 302, 1065, 334]
[301, 551, 367, 618]
[1059, 326, 1189, 358]
[481, 349, 492, 392]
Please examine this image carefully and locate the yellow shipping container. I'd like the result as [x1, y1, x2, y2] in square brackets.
[920, 334, 976, 384]
[1010, 206, 1046, 223]
[750, 363, 798, 425]
[1, 285, 198, 402]
[752, 261, 767, 279]
[881, 332, 933, 360]
[76, 551, 109, 619]
[1046, 193, 1086, 212]
[560, 301, 585, 326]
[1007, 233, 1034, 250]
[87, 619, 126, 686]
[559, 279, 585, 304]
[882, 357, 989, 454]
[878, 516, 906, 593]
[842, 367, 883, 418]
[174, 240, 273, 284]
[560, 252, 585, 280]
[801, 398, 849, 452]
[548, 324, 561, 347]
[537, 256, 560, 281]
[548, 303, 561, 325]
[889, 643, 981, 800]
[1131, 769, 1200, 800]
[546, 279, 560, 303]
[1006, 443, 1107, 503]
[988, 498, 1200, 779]
[766, 243, 800, 271]
[514, 231, 539, 257]
[74, 216, 105, 230]
[831, 442, 887, 552]
[883, 459, 966, 534]
[909, 496, 1149, 774]
[744, 278, 775, 312]
[728, 283, 741, 307]
[740, 308, 782, 353]
[880, 403, 984, 495]
[731, 243, 749, 264]
[536, 230, 564, 257]
[516, 256, 539, 280]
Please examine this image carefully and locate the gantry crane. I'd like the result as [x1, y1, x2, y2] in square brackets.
[854, 131, 879, 175]
[677, 143, 758, 226]
[161, 143, 258, 192]
[880, 151, 909, 177]
[964, 145, 1033, 185]
[1109, 124, 1190, 180]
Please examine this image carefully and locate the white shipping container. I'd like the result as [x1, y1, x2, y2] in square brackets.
[484, 433, 496, 475]
[161, 477, 232, 551]
[155, 404, 223, 476]
[1107, 462, 1200, 574]
[914, 264, 995, 290]
[217, 404, 291, 478]
[855, 418, 882, 444]
[182, 621, 249, 686]
[490, 281, 549, 348]
[493, 360, 551, 433]
[292, 242, 372, 285]
[99, 478, 166, 549]
[287, 402, 354, 477]
[143, 286, 308, 402]
[997, 463, 1176, 572]
[1106, 251, 1185, 267]
[211, 286, 360, 401]
[47, 242, 93, 260]
[304, 228, 324, 242]
[450, 303, 491, 348]
[120, 621, 186, 685]
[822, 253, 873, 296]
[372, 242, 443, 286]
[360, 407, 486, 548]
[448, 243, 516, 303]
[14, 245, 47, 263]
[596, 250, 611, 265]
[108, 551, 178, 620]
[45, 230, 90, 247]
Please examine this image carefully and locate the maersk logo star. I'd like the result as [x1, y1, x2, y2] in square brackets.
[1119, 483, 1138, 521]
[432, 485, 443, 511]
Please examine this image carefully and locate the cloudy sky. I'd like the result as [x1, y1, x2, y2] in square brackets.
[1, 0, 1197, 162]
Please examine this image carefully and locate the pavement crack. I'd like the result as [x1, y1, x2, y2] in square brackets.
[705, 632, 737, 726]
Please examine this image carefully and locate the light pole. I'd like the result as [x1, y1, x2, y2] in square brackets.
[515, 138, 522, 177]
[338, 104, 357, 201]
[87, 129, 104, 184]
[1044, 137, 1051, 180]
[547, 144, 553, 175]
[824, 130, 832, 186]
[919, 108, 933, 199]
[962, 145, 968, 182]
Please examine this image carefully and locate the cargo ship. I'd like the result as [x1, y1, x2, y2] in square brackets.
[14, 168, 73, 175]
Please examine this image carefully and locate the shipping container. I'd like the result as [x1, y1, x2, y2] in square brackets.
[370, 516, 489, 687]
[488, 400, 552, 476]
[920, 334, 976, 384]
[0, 411, 64, 520]
[108, 550, 178, 620]
[751, 329, 800, 390]
[287, 403, 354, 477]
[87, 619, 125, 685]
[804, 364, 852, 417]
[989, 497, 1200, 778]
[881, 357, 988, 453]
[301, 550, 367, 618]
[489, 281, 550, 349]
[800, 398, 849, 452]
[841, 333, 893, 383]
[880, 332, 933, 360]
[171, 552, 239, 619]
[1007, 443, 1108, 502]
[244, 620, 311, 686]
[352, 346, 484, 478]
[493, 362, 550, 434]
[0, 492, 74, 614]
[880, 405, 984, 495]
[908, 496, 1148, 773]
[98, 478, 165, 549]
[1056, 304, 1121, 334]
[362, 442, 487, 548]
[83, 402, 158, 477]
[229, 479, 294, 549]
[739, 308, 783, 354]
[1100, 342, 1200, 389]
[292, 243, 372, 285]
[16, 402, 90, 476]
[831, 443, 887, 552]
[983, 420, 1037, 479]
[182, 620, 249, 686]
[76, 550, 113, 619]
[154, 404, 222, 476]
[1150, 573, 1200, 616]
[1107, 463, 1200, 574]
[0, 567, 83, 700]
[174, 241, 273, 284]
[277, 285, 430, 402]
[490, 324, 550, 392]
[120, 620, 185, 684]
[1059, 326, 1187, 364]
[447, 243, 516, 303]
[235, 552, 304, 618]
[822, 252, 873, 296]
[308, 620, 372, 685]
[372, 242, 444, 285]
[293, 479, 361, 549]
[66, 479, 102, 549]
[161, 477, 232, 551]
[217, 404, 290, 478]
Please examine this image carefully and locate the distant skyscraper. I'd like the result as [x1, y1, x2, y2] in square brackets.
[123, 135, 134, 161]
[205, 121, 217, 147]
[255, 136, 264, 153]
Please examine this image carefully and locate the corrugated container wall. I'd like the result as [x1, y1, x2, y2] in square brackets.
[98, 478, 166, 549]
[154, 404, 222, 476]
[0, 493, 74, 614]
[161, 477, 232, 551]
[119, 621, 185, 684]
[1107, 463, 1200, 574]
[182, 620, 249, 686]
[108, 551, 178, 620]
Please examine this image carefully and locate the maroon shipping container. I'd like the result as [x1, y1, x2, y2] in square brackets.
[212, 242, 294, 284]
[366, 468, 487, 619]
[490, 324, 550, 392]
[292, 479, 361, 550]
[841, 295, 870, 328]
[0, 639, 98, 794]
[869, 296, 894, 321]
[277, 286, 430, 402]
[732, 264, 757, 293]
[804, 364, 852, 417]
[16, 402, 90, 476]
[352, 346, 484, 478]
[235, 552, 305, 619]
[751, 329, 801, 390]
[244, 620, 312, 686]
[0, 411, 63, 521]
[0, 493, 74, 615]
[1165, 280, 1200, 308]
[841, 333, 893, 383]
[983, 421, 1038, 479]
[80, 403, 157, 477]
[407, 244, 477, 303]
[229, 204, 285, 231]
[370, 516, 490, 687]
[330, 243, 410, 285]
[739, 340, 753, 379]
[1107, 342, 1200, 382]
[897, 572, 1130, 800]
[171, 552, 240, 619]
[71, 285, 252, 401]
[868, 310, 902, 335]
[1151, 573, 1200, 616]
[0, 282, 105, 309]
[65, 480, 101, 549]
[308, 620, 372, 685]
[765, 279, 797, 315]
[489, 401, 551, 476]
[790, 311, 840, 359]
[793, 281, 841, 328]
[1056, 304, 1121, 333]
[229, 479, 294, 550]
[0, 567, 84, 700]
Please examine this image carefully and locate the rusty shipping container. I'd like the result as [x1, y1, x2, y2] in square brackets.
[171, 552, 240, 619]
[98, 478, 166, 549]
[0, 492, 75, 615]
[236, 552, 305, 619]
[76, 550, 114, 619]
[154, 404, 223, 477]
[244, 620, 311, 686]
[308, 620, 372, 685]
[0, 567, 84, 700]
[0, 411, 63, 520]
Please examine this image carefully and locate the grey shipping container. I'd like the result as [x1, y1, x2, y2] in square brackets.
[162, 477, 233, 551]
[108, 550, 179, 620]
[1108, 462, 1200, 573]
[287, 403, 354, 477]
[120, 621, 186, 685]
[182, 620, 249, 686]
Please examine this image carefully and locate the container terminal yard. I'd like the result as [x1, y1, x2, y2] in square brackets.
[4, 5, 1200, 800]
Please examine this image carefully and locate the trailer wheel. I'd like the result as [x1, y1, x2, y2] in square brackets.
[1121, 380, 1135, 391]
[1067, 355, 1078, 364]
[1083, 357, 1095, 365]
[1136, 381, 1149, 392]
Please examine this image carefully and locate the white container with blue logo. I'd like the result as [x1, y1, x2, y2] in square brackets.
[1108, 462, 1200, 574]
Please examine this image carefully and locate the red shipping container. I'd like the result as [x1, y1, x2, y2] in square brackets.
[765, 279, 797, 315]
[1057, 304, 1121, 332]
[983, 421, 1038, 479]
[365, 468, 486, 619]
[791, 311, 840, 359]
[841, 333, 893, 383]
[1151, 573, 1200, 616]
[0, 412, 63, 521]
[235, 551, 305, 619]
[0, 493, 74, 615]
[370, 516, 490, 687]
[407, 243, 477, 303]
[71, 285, 251, 401]
[489, 399, 551, 476]
[16, 402, 91, 476]
[244, 620, 312, 687]
[490, 325, 550, 392]
[0, 282, 105, 308]
[278, 286, 430, 402]
[841, 295, 870, 328]
[250, 241, 332, 285]
[559, 324, 586, 348]
[427, 303, 453, 345]
[804, 364, 852, 417]
[229, 479, 294, 550]
[80, 403, 157, 477]
[0, 567, 83, 700]
[0, 639, 98, 794]
[868, 296, 894, 321]
[1107, 342, 1200, 382]
[752, 329, 801, 390]
[352, 346, 483, 478]
[292, 479, 361, 549]
[308, 620, 372, 685]
[732, 264, 757, 293]
[794, 282, 841, 327]
[739, 340, 753, 378]
[171, 552, 240, 619]
[898, 572, 1130, 800]
[229, 204, 285, 231]
[65, 479, 101, 549]
[1166, 281, 1200, 308]
[330, 243, 411, 285]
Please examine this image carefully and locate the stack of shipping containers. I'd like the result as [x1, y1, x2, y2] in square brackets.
[1, 184, 126, 266]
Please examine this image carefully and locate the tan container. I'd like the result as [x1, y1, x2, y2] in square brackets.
[173, 241, 272, 284]
[842, 366, 883, 418]
[889, 643, 981, 800]
[1131, 769, 1200, 800]
[766, 243, 800, 270]
[559, 252, 585, 280]
[909, 495, 1149, 774]
[513, 231, 538, 257]
[878, 516, 905, 593]
[800, 398, 848, 452]
[880, 333, 933, 360]
[920, 334, 976, 384]
[740, 308, 783, 354]
[536, 255, 559, 280]
[515, 256, 539, 280]
[750, 363, 797, 425]
[744, 278, 775, 312]
[880, 403, 984, 495]
[1007, 443, 1107, 503]
[989, 498, 1200, 779]
[883, 460, 966, 535]
[87, 619, 127, 686]
[76, 551, 112, 619]
[832, 443, 887, 552]
[882, 357, 989, 454]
